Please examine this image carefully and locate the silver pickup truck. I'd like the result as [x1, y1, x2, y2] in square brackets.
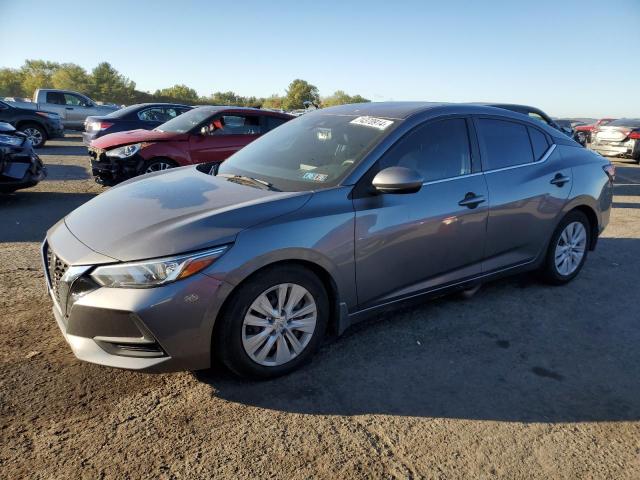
[5, 89, 120, 129]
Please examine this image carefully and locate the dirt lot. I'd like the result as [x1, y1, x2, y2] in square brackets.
[1, 134, 639, 479]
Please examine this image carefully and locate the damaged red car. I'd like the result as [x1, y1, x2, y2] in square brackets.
[88, 106, 293, 185]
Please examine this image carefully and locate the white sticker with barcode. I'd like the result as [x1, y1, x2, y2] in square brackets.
[350, 116, 394, 130]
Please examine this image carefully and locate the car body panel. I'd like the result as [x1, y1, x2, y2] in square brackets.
[353, 174, 489, 307]
[64, 166, 312, 261]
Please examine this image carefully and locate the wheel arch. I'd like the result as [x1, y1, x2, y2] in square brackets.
[561, 197, 600, 251]
[212, 257, 345, 343]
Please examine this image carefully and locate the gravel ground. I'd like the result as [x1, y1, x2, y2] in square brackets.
[1, 134, 639, 479]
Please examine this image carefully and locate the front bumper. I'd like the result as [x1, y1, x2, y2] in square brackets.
[42, 239, 232, 373]
[88, 146, 143, 185]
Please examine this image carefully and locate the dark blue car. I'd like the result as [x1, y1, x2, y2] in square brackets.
[82, 103, 192, 146]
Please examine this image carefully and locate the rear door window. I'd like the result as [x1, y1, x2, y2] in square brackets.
[138, 107, 168, 122]
[213, 115, 262, 135]
[528, 127, 550, 160]
[476, 118, 534, 170]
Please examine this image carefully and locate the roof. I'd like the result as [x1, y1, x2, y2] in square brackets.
[318, 102, 449, 120]
[191, 105, 293, 117]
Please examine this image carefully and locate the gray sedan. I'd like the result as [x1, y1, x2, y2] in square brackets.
[42, 102, 614, 378]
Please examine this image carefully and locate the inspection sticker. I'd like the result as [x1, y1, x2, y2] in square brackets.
[350, 116, 394, 130]
[302, 172, 329, 182]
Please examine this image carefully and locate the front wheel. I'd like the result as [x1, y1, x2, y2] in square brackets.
[19, 123, 47, 148]
[142, 158, 177, 174]
[540, 211, 590, 285]
[215, 266, 329, 379]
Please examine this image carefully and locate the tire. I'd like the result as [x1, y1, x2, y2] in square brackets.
[141, 158, 177, 175]
[540, 210, 591, 285]
[214, 265, 329, 379]
[18, 123, 47, 148]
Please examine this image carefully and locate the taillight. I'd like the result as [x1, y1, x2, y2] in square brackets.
[629, 131, 640, 140]
[602, 164, 615, 182]
[97, 121, 113, 131]
[88, 121, 113, 131]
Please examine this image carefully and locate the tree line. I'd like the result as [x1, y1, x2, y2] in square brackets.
[0, 60, 370, 110]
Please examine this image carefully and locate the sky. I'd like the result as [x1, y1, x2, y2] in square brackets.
[1, 0, 638, 117]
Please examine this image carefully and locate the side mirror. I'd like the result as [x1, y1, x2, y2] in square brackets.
[372, 166, 423, 194]
[200, 125, 210, 136]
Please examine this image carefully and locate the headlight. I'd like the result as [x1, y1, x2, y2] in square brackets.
[0, 134, 22, 146]
[105, 143, 142, 158]
[90, 246, 229, 288]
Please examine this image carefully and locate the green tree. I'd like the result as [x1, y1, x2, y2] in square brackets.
[90, 62, 136, 104]
[154, 84, 199, 103]
[51, 63, 90, 92]
[208, 91, 242, 105]
[0, 68, 26, 97]
[20, 59, 60, 94]
[261, 94, 284, 110]
[322, 90, 370, 107]
[282, 79, 320, 110]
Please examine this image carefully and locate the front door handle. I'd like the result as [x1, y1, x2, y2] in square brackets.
[550, 173, 570, 187]
[458, 192, 485, 209]
[65, 107, 74, 110]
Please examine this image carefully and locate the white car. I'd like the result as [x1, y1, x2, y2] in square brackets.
[591, 118, 640, 163]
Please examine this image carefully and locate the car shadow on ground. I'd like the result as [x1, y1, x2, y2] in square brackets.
[196, 237, 640, 423]
[0, 191, 97, 242]
[42, 164, 91, 181]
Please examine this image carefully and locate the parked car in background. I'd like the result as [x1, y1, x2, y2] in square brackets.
[0, 100, 64, 148]
[83, 103, 192, 146]
[590, 118, 640, 162]
[43, 102, 613, 378]
[0, 122, 46, 192]
[5, 89, 119, 129]
[88, 106, 293, 185]
[574, 118, 616, 145]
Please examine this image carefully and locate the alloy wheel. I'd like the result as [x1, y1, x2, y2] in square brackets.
[554, 221, 587, 276]
[241, 283, 317, 367]
[145, 162, 173, 173]
[23, 127, 43, 146]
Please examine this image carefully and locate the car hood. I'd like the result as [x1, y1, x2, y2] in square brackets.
[91, 129, 188, 149]
[64, 166, 312, 262]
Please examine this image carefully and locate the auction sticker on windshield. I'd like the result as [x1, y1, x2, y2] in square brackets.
[350, 116, 394, 130]
[302, 172, 329, 182]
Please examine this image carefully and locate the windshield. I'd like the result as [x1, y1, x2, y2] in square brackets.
[217, 112, 396, 191]
[156, 107, 214, 133]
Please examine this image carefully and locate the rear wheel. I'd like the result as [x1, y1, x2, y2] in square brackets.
[214, 265, 328, 379]
[19, 123, 47, 148]
[540, 211, 590, 285]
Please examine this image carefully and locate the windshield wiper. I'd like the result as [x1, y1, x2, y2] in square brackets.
[217, 173, 280, 191]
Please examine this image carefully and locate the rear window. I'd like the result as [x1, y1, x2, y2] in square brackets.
[528, 127, 550, 160]
[607, 118, 640, 128]
[476, 119, 534, 170]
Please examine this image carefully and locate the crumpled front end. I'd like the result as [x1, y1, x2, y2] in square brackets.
[0, 143, 47, 193]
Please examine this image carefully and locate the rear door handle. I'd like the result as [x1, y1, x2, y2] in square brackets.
[458, 192, 485, 209]
[550, 173, 570, 187]
[65, 107, 74, 110]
